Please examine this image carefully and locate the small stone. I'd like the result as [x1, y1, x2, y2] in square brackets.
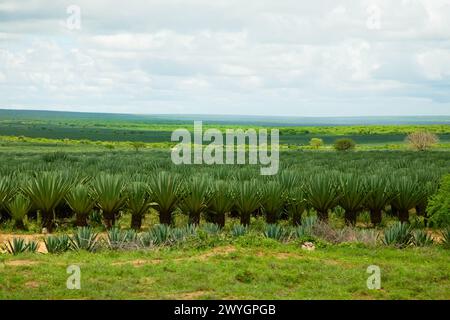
[301, 242, 315, 251]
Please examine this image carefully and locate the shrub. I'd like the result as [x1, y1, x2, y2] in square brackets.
[406, 131, 439, 151]
[309, 138, 324, 149]
[427, 174, 450, 227]
[333, 138, 356, 151]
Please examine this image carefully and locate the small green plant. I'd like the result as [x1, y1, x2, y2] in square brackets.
[2, 238, 37, 255]
[44, 234, 71, 254]
[382, 222, 412, 247]
[333, 138, 356, 151]
[202, 223, 222, 235]
[5, 193, 31, 230]
[141, 224, 172, 246]
[231, 224, 247, 237]
[263, 224, 290, 241]
[71, 227, 99, 252]
[412, 229, 434, 247]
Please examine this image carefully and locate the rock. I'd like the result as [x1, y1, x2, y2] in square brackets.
[301, 241, 315, 251]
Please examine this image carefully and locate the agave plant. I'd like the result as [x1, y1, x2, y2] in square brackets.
[206, 181, 234, 228]
[260, 181, 285, 224]
[140, 224, 172, 246]
[148, 172, 182, 225]
[2, 238, 37, 255]
[202, 222, 222, 235]
[178, 177, 209, 225]
[0, 176, 14, 223]
[91, 174, 126, 229]
[391, 176, 423, 223]
[5, 193, 31, 230]
[44, 234, 71, 253]
[305, 173, 340, 221]
[234, 180, 260, 226]
[65, 184, 94, 227]
[286, 188, 307, 226]
[231, 224, 247, 237]
[364, 176, 393, 226]
[70, 227, 99, 252]
[412, 229, 434, 246]
[382, 222, 412, 247]
[22, 172, 72, 233]
[126, 182, 151, 230]
[263, 224, 290, 241]
[338, 174, 367, 225]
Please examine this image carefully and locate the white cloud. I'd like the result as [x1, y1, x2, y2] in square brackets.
[0, 0, 450, 116]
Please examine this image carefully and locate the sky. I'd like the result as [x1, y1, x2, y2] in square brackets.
[1, 0, 450, 117]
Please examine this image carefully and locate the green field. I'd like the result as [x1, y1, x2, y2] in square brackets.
[1, 240, 449, 300]
[0, 109, 449, 300]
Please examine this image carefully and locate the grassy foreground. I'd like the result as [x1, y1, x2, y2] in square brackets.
[1, 238, 449, 300]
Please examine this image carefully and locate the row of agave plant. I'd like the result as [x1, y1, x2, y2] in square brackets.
[3, 221, 450, 255]
[0, 169, 441, 233]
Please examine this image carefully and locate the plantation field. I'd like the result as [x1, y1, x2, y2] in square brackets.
[1, 109, 450, 148]
[1, 109, 450, 300]
[1, 240, 449, 300]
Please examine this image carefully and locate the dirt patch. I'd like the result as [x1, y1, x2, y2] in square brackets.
[112, 259, 163, 267]
[5, 259, 40, 267]
[24, 281, 40, 288]
[193, 246, 236, 261]
[172, 290, 211, 299]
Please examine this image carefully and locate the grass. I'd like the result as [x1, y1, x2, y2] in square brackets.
[0, 238, 448, 299]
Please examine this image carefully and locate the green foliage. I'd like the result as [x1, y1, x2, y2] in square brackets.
[44, 234, 71, 253]
[126, 182, 151, 230]
[427, 174, 450, 227]
[22, 172, 72, 232]
[263, 224, 290, 241]
[2, 238, 37, 255]
[260, 181, 285, 224]
[334, 138, 356, 151]
[178, 177, 210, 225]
[91, 174, 126, 228]
[305, 173, 340, 220]
[70, 227, 99, 252]
[309, 138, 324, 149]
[65, 184, 94, 227]
[441, 228, 450, 248]
[338, 174, 367, 225]
[5, 194, 31, 230]
[411, 229, 434, 246]
[382, 222, 412, 247]
[231, 224, 247, 237]
[148, 172, 182, 225]
[234, 180, 260, 226]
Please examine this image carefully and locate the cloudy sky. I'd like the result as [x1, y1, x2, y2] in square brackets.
[1, 0, 450, 116]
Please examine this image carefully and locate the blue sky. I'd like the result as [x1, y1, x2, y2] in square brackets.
[1, 0, 450, 116]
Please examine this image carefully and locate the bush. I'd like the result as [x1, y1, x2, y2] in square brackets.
[309, 138, 324, 149]
[427, 174, 450, 227]
[333, 138, 356, 151]
[406, 131, 439, 151]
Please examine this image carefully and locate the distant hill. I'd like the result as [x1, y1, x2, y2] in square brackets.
[1, 108, 449, 126]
